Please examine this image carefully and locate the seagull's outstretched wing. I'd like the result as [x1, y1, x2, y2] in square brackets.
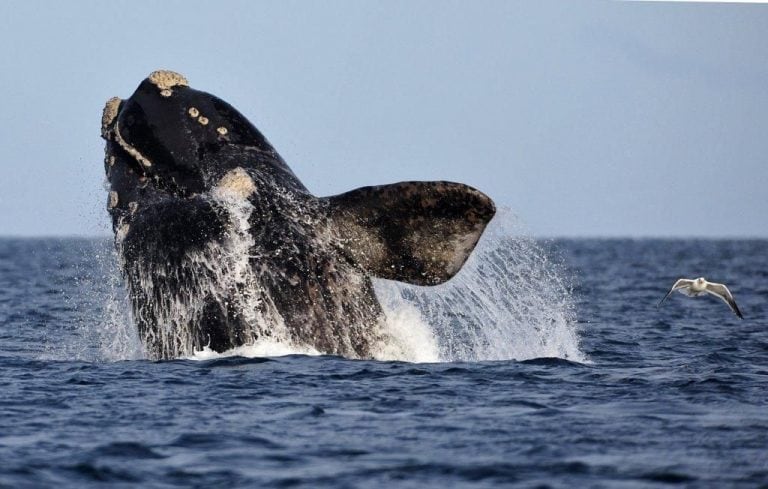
[704, 282, 744, 319]
[658, 279, 693, 307]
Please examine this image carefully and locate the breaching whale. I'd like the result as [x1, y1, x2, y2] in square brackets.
[101, 70, 495, 360]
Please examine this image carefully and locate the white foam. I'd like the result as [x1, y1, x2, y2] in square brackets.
[186, 340, 321, 360]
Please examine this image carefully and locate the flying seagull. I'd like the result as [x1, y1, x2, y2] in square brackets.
[659, 277, 743, 319]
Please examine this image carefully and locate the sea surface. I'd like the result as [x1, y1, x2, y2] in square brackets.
[0, 235, 766, 488]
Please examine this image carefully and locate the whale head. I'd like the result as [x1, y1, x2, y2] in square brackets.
[101, 70, 302, 218]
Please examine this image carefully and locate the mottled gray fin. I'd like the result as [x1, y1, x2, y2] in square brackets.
[326, 181, 496, 286]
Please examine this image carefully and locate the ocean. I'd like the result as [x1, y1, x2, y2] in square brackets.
[0, 223, 766, 487]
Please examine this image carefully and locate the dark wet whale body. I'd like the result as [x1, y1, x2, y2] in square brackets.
[101, 71, 495, 360]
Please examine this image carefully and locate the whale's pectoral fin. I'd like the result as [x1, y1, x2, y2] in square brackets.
[326, 181, 495, 286]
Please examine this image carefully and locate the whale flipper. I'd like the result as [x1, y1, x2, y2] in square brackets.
[327, 181, 496, 286]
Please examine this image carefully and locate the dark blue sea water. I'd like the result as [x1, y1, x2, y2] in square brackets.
[1, 237, 766, 488]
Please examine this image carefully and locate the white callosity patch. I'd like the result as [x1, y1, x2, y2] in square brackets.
[214, 168, 256, 200]
[375, 208, 586, 363]
[148, 70, 189, 91]
[101, 97, 122, 137]
[186, 106, 210, 126]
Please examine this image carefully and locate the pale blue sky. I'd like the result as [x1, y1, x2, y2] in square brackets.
[0, 1, 766, 237]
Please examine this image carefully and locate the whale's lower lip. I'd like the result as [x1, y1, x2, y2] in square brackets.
[105, 132, 200, 200]
[113, 122, 153, 173]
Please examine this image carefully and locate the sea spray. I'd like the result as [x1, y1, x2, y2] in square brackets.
[95, 250, 143, 361]
[370, 300, 441, 363]
[40, 239, 143, 362]
[375, 208, 586, 363]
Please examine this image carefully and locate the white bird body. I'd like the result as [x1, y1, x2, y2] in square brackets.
[659, 277, 743, 319]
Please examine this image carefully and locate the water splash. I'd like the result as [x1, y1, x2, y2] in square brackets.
[375, 208, 587, 363]
[370, 301, 441, 363]
[41, 240, 144, 362]
[179, 207, 585, 364]
[116, 189, 302, 359]
[94, 255, 143, 361]
[85, 204, 584, 363]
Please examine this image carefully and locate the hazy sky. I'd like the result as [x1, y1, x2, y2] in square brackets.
[0, 1, 766, 237]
